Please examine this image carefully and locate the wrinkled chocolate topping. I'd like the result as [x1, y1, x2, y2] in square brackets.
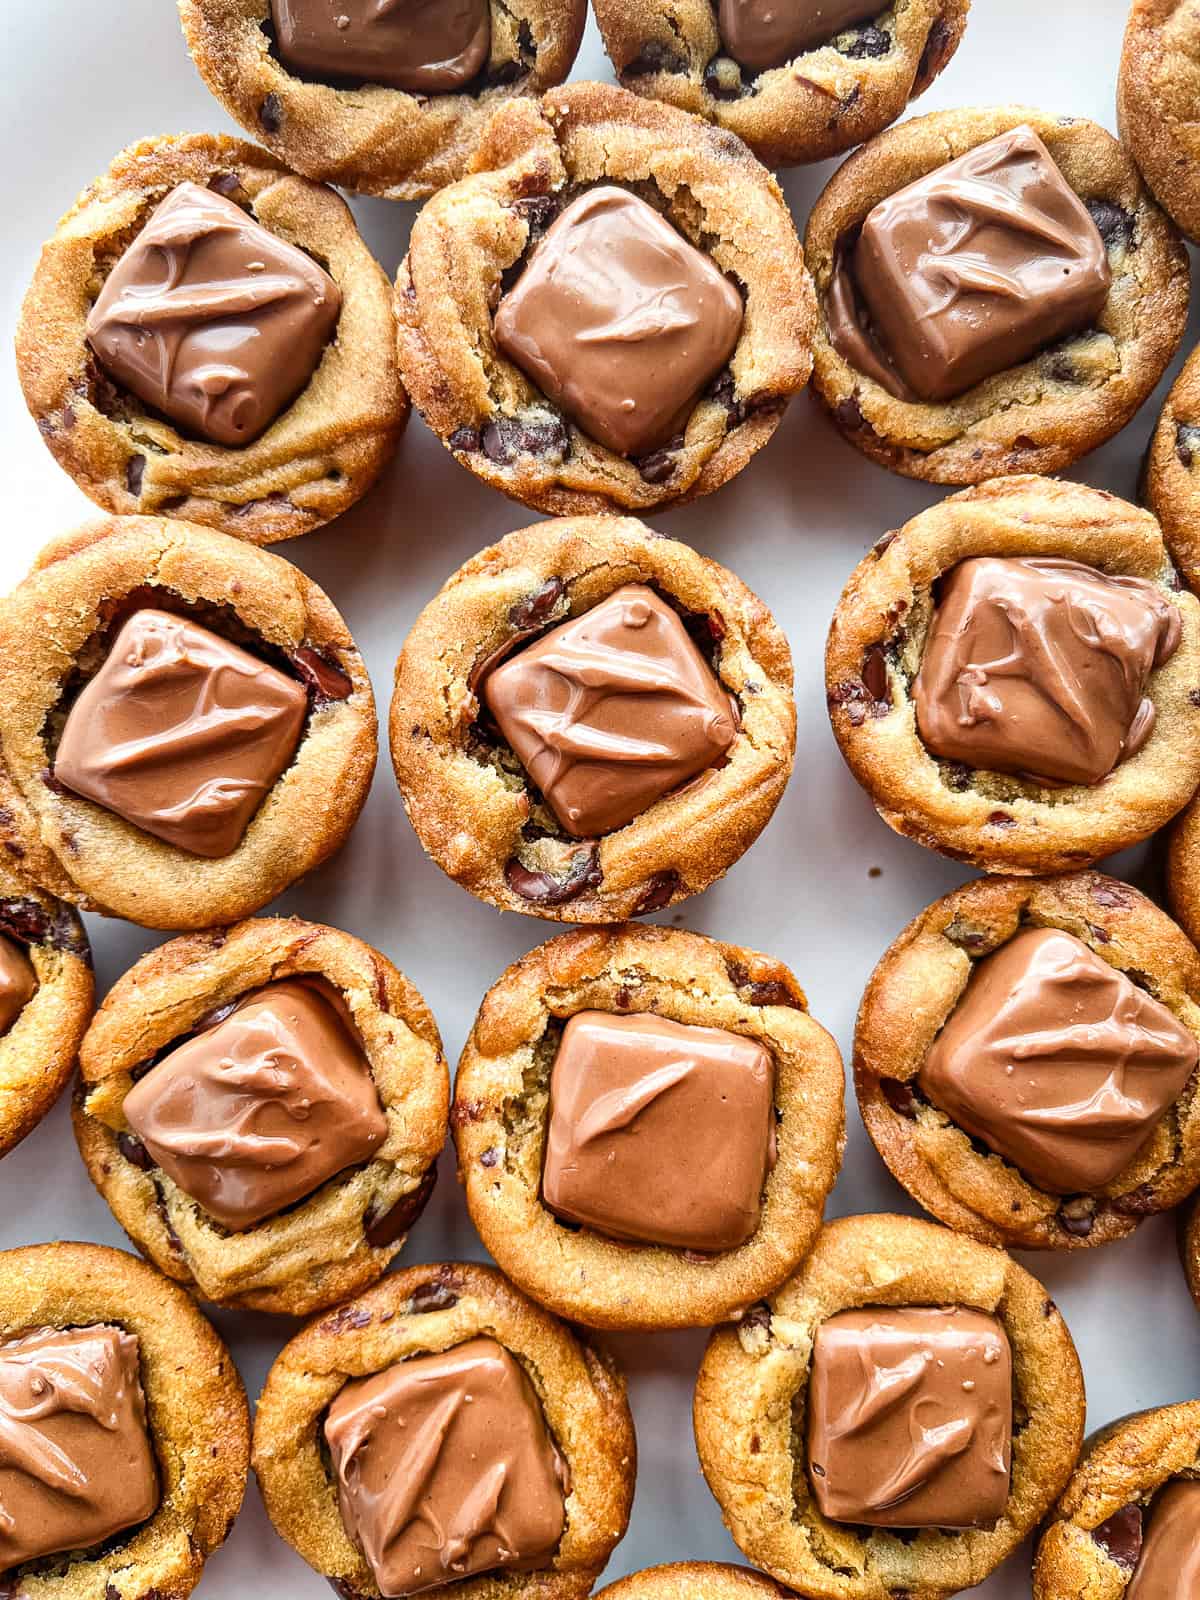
[0, 937, 36, 1038]
[1126, 1480, 1200, 1600]
[270, 0, 491, 93]
[718, 0, 879, 70]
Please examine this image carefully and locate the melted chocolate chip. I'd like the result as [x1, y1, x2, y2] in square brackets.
[408, 1270, 461, 1314]
[449, 425, 480, 453]
[834, 395, 874, 434]
[322, 1303, 372, 1334]
[291, 646, 353, 705]
[480, 414, 570, 465]
[126, 454, 146, 496]
[913, 16, 951, 91]
[0, 898, 87, 960]
[843, 23, 891, 57]
[1092, 1504, 1144, 1569]
[480, 1146, 499, 1167]
[703, 56, 750, 100]
[634, 870, 682, 914]
[1177, 422, 1200, 468]
[117, 1132, 155, 1172]
[508, 577, 565, 631]
[1086, 198, 1134, 253]
[622, 40, 687, 77]
[505, 844, 603, 906]
[1091, 881, 1130, 910]
[330, 1582, 368, 1600]
[209, 172, 244, 199]
[1110, 1182, 1159, 1216]
[363, 1165, 438, 1248]
[635, 448, 678, 484]
[861, 644, 889, 704]
[259, 92, 283, 133]
[726, 959, 803, 1009]
[880, 1078, 918, 1118]
[1058, 1196, 1096, 1236]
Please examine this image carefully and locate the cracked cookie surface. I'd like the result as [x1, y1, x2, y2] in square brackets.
[1119, 0, 1200, 241]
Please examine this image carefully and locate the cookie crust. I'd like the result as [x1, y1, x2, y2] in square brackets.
[592, 0, 968, 168]
[596, 1567, 792, 1600]
[453, 924, 845, 1331]
[855, 871, 1200, 1251]
[253, 1260, 636, 1598]
[1119, 0, 1200, 242]
[806, 107, 1188, 484]
[179, 0, 586, 201]
[0, 1241, 249, 1600]
[73, 917, 448, 1316]
[16, 133, 406, 545]
[825, 476, 1200, 874]
[1034, 1403, 1200, 1600]
[694, 1213, 1085, 1600]
[1146, 343, 1200, 593]
[390, 516, 794, 921]
[0, 515, 377, 930]
[395, 81, 816, 517]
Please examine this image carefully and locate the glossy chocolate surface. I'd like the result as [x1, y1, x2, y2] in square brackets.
[1126, 1480, 1200, 1600]
[270, 0, 491, 93]
[0, 936, 36, 1037]
[718, 0, 879, 69]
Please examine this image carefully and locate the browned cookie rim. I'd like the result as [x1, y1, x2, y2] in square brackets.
[1147, 342, 1200, 595]
[595, 1565, 793, 1600]
[1118, 0, 1200, 242]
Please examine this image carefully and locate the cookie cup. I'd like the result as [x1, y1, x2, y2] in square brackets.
[1146, 344, 1200, 592]
[1119, 0, 1200, 241]
[694, 1213, 1085, 1600]
[596, 1568, 792, 1600]
[252, 1261, 636, 1599]
[826, 476, 1200, 874]
[17, 133, 405, 545]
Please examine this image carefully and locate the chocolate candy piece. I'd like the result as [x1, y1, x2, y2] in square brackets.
[54, 609, 308, 859]
[0, 1325, 159, 1570]
[86, 182, 341, 447]
[270, 0, 491, 93]
[324, 1337, 566, 1596]
[482, 584, 737, 837]
[1126, 1480, 1200, 1600]
[541, 1010, 776, 1251]
[123, 979, 387, 1231]
[807, 1306, 1012, 1529]
[718, 0, 880, 70]
[918, 928, 1199, 1194]
[913, 557, 1181, 787]
[827, 126, 1111, 402]
[494, 187, 744, 457]
[0, 935, 36, 1036]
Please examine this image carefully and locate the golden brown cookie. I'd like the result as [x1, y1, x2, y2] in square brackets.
[390, 515, 794, 921]
[179, 0, 586, 200]
[253, 1260, 636, 1598]
[806, 107, 1187, 484]
[1034, 1403, 1200, 1600]
[1119, 0, 1200, 241]
[73, 917, 448, 1316]
[826, 476, 1200, 874]
[592, 0, 968, 167]
[395, 81, 816, 516]
[596, 1567, 792, 1600]
[1146, 343, 1200, 593]
[452, 924, 844, 1330]
[0, 1240, 249, 1600]
[16, 133, 405, 545]
[0, 515, 377, 931]
[855, 871, 1200, 1251]
[694, 1213, 1086, 1600]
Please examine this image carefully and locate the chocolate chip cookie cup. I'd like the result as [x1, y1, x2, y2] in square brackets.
[391, 516, 794, 920]
[0, 1240, 249, 1599]
[0, 515, 377, 931]
[856, 871, 1200, 1252]
[17, 133, 405, 546]
[0, 871, 92, 1161]
[694, 1213, 1085, 1600]
[395, 81, 815, 516]
[180, 0, 586, 201]
[597, 1567, 791, 1600]
[253, 1261, 635, 1599]
[591, 0, 967, 168]
[72, 917, 448, 1316]
[1146, 346, 1200, 593]
[452, 924, 844, 1331]
[806, 108, 1187, 484]
[826, 476, 1200, 874]
[1034, 1403, 1200, 1600]
[1119, 1, 1200, 242]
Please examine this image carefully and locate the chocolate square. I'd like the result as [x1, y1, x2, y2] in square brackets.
[807, 1306, 1012, 1529]
[1127, 1480, 1200, 1600]
[493, 186, 744, 457]
[270, 0, 491, 92]
[541, 1009, 775, 1251]
[86, 182, 340, 447]
[718, 0, 880, 69]
[482, 584, 737, 837]
[54, 608, 308, 858]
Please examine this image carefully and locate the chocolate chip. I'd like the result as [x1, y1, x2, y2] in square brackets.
[986, 810, 1015, 828]
[880, 1078, 918, 1119]
[873, 531, 897, 557]
[508, 576, 565, 631]
[1190, 688, 1200, 708]
[913, 16, 951, 91]
[363, 1165, 438, 1248]
[408, 1270, 461, 1314]
[843, 23, 891, 57]
[259, 92, 283, 133]
[117, 1132, 155, 1172]
[480, 1147, 499, 1168]
[703, 55, 749, 100]
[1089, 923, 1111, 944]
[635, 448, 677, 484]
[1058, 1196, 1096, 1236]
[834, 396, 873, 434]
[481, 413, 570, 465]
[126, 454, 146, 496]
[707, 370, 749, 426]
[1042, 1297, 1056, 1317]
[1086, 198, 1134, 253]
[487, 57, 525, 85]
[1177, 423, 1200, 468]
[1040, 350, 1080, 384]
[451, 1097, 484, 1127]
[634, 870, 681, 914]
[330, 1582, 368, 1600]
[505, 843, 603, 906]
[749, 1433, 760, 1453]
[106, 1586, 122, 1600]
[1091, 881, 1130, 909]
[622, 41, 688, 77]
[0, 898, 88, 960]
[209, 173, 243, 199]
[1093, 1504, 1144, 1569]
[449, 425, 480, 453]
[291, 646, 353, 705]
[514, 194, 562, 234]
[861, 644, 889, 704]
[1111, 1182, 1158, 1216]
[322, 1303, 372, 1334]
[726, 959, 803, 1009]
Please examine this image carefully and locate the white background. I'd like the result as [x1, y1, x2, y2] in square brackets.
[2, 1, 1199, 1593]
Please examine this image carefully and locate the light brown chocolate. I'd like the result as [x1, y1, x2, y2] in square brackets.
[0, 936, 36, 1037]
[913, 557, 1181, 787]
[718, 0, 879, 69]
[483, 584, 737, 838]
[86, 182, 341, 447]
[122, 978, 387, 1231]
[54, 608, 308, 859]
[827, 125, 1111, 402]
[0, 1324, 159, 1571]
[270, 0, 491, 93]
[324, 1337, 566, 1597]
[807, 1306, 1012, 1529]
[919, 928, 1199, 1194]
[493, 187, 744, 457]
[1127, 1480, 1200, 1600]
[541, 1009, 776, 1251]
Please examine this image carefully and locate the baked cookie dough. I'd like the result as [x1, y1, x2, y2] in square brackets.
[806, 107, 1187, 484]
[1119, 0, 1200, 241]
[596, 1568, 791, 1600]
[0, 1240, 249, 1600]
[0, 515, 377, 931]
[253, 1260, 635, 1598]
[856, 871, 1200, 1252]
[392, 516, 794, 921]
[73, 917, 448, 1317]
[180, 0, 586, 200]
[826, 476, 1200, 874]
[453, 923, 844, 1330]
[395, 81, 816, 516]
[694, 1213, 1085, 1600]
[1034, 1403, 1200, 1600]
[592, 0, 968, 168]
[17, 133, 405, 546]
[1145, 344, 1200, 594]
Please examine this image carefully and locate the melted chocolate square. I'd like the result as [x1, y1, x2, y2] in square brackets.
[270, 0, 490, 92]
